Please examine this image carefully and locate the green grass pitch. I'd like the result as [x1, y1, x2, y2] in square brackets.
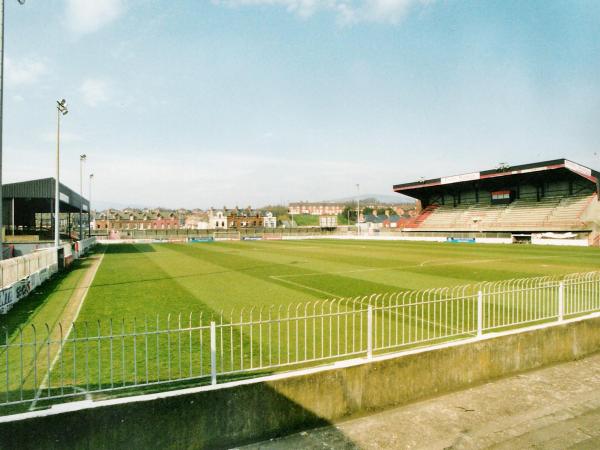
[80, 240, 600, 322]
[2, 239, 600, 411]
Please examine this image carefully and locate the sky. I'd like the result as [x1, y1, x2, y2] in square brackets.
[3, 0, 600, 209]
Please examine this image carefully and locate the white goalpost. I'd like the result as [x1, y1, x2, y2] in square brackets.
[212, 230, 241, 241]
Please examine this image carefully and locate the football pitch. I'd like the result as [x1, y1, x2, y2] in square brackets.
[2, 239, 600, 412]
[79, 239, 600, 323]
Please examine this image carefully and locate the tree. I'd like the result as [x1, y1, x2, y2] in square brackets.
[261, 205, 288, 218]
[341, 204, 357, 222]
[362, 207, 374, 216]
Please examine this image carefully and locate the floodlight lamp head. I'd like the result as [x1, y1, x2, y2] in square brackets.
[17, 0, 26, 5]
[57, 99, 68, 114]
[80, 154, 87, 160]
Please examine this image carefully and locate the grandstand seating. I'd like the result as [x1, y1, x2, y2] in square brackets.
[546, 195, 594, 226]
[411, 193, 596, 231]
[403, 205, 438, 228]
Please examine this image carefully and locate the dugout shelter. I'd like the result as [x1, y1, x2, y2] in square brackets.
[2, 177, 90, 242]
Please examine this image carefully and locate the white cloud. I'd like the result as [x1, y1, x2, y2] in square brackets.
[363, 0, 420, 24]
[212, 0, 432, 24]
[5, 57, 48, 86]
[65, 0, 125, 35]
[80, 78, 111, 107]
[214, 0, 326, 17]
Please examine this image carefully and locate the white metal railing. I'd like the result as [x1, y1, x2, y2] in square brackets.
[0, 271, 599, 412]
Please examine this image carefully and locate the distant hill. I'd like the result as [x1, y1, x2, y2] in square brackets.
[327, 193, 415, 204]
[92, 200, 153, 211]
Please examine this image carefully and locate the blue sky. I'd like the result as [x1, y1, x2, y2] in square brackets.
[4, 0, 600, 208]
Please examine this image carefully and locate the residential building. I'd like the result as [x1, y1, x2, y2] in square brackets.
[289, 202, 345, 216]
[184, 214, 210, 230]
[217, 207, 278, 229]
[95, 209, 179, 231]
[263, 211, 277, 228]
[208, 208, 228, 230]
[289, 201, 415, 216]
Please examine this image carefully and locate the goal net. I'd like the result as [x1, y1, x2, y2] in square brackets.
[212, 230, 241, 241]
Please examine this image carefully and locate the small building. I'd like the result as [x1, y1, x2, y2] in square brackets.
[319, 215, 337, 228]
[364, 214, 386, 230]
[383, 215, 400, 228]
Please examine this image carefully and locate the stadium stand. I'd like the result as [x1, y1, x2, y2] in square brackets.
[394, 159, 600, 241]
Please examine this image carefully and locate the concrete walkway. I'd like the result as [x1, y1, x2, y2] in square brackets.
[242, 353, 600, 449]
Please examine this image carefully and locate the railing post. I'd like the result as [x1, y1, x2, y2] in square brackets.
[477, 291, 483, 337]
[558, 282, 564, 322]
[210, 321, 217, 385]
[367, 305, 373, 359]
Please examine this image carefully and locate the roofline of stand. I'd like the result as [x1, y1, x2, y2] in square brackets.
[393, 159, 599, 194]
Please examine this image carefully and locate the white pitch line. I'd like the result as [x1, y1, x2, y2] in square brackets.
[272, 258, 484, 279]
[29, 250, 106, 411]
[270, 275, 341, 299]
[419, 259, 437, 267]
[364, 300, 464, 334]
[273, 254, 562, 280]
[269, 254, 562, 303]
[396, 309, 470, 336]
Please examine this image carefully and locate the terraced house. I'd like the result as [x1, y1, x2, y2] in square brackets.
[227, 208, 275, 228]
[95, 209, 180, 231]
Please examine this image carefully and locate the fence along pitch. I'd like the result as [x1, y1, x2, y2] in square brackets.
[1, 271, 600, 410]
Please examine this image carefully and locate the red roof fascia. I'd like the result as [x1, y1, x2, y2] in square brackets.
[479, 163, 564, 180]
[394, 161, 598, 193]
[394, 181, 441, 192]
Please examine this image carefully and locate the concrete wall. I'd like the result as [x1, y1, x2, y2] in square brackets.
[283, 234, 449, 242]
[2, 315, 600, 450]
[531, 237, 589, 246]
[10, 242, 54, 257]
[581, 193, 600, 223]
[476, 237, 513, 244]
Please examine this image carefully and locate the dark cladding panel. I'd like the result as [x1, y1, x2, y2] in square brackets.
[2, 178, 89, 212]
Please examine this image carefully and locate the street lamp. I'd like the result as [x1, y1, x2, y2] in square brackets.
[55, 99, 68, 248]
[288, 200, 294, 229]
[88, 173, 93, 236]
[356, 184, 360, 235]
[79, 154, 86, 239]
[0, 0, 27, 260]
